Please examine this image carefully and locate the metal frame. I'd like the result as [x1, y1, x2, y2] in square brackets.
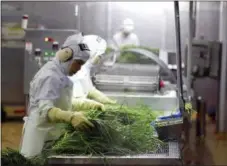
[48, 142, 182, 166]
[218, 2, 227, 132]
[174, 1, 185, 113]
[186, 2, 194, 98]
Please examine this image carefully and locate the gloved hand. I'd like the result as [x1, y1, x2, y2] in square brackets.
[72, 98, 105, 112]
[88, 88, 117, 104]
[71, 112, 94, 130]
[90, 54, 102, 65]
[48, 107, 93, 129]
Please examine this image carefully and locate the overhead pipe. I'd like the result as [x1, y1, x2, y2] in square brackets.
[107, 2, 112, 42]
[174, 1, 185, 111]
[193, 2, 197, 37]
[74, 3, 80, 30]
[196, 96, 206, 138]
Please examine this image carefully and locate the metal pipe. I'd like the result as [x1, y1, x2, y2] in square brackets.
[74, 3, 81, 30]
[187, 1, 194, 98]
[218, 1, 227, 132]
[107, 2, 112, 42]
[193, 1, 197, 38]
[174, 1, 185, 110]
[196, 96, 206, 137]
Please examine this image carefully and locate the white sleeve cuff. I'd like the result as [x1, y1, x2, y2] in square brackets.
[38, 100, 54, 123]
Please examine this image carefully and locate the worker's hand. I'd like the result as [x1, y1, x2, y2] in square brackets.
[90, 55, 102, 65]
[88, 88, 117, 105]
[106, 99, 117, 104]
[72, 98, 105, 112]
[71, 112, 94, 130]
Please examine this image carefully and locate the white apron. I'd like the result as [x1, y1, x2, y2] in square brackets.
[20, 83, 73, 158]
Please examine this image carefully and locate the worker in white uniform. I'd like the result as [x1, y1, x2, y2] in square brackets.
[113, 18, 140, 48]
[70, 35, 116, 111]
[20, 32, 102, 158]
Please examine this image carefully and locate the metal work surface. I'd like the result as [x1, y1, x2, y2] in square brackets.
[48, 142, 181, 166]
[24, 29, 77, 94]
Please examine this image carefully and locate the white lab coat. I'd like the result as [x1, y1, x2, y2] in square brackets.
[20, 58, 74, 158]
[113, 31, 140, 48]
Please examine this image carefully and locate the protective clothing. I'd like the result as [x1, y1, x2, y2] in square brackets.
[70, 35, 107, 99]
[69, 35, 116, 108]
[61, 32, 90, 62]
[113, 18, 140, 48]
[88, 87, 117, 104]
[83, 35, 107, 65]
[113, 32, 140, 48]
[20, 32, 91, 158]
[72, 98, 105, 111]
[48, 107, 93, 129]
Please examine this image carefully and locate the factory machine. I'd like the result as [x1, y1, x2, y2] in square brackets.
[23, 28, 79, 114]
[184, 39, 222, 135]
[1, 23, 26, 120]
[93, 48, 179, 112]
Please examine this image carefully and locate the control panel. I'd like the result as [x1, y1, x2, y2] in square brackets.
[185, 39, 222, 79]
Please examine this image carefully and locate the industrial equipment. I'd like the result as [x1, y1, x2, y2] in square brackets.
[1, 23, 26, 119]
[92, 48, 178, 112]
[185, 39, 222, 79]
[23, 29, 78, 114]
[184, 39, 222, 134]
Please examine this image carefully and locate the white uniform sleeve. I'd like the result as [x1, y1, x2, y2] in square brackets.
[34, 76, 62, 101]
[132, 34, 140, 46]
[111, 33, 121, 50]
[31, 76, 62, 122]
[38, 100, 54, 123]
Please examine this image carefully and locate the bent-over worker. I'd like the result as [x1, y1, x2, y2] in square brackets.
[20, 32, 97, 158]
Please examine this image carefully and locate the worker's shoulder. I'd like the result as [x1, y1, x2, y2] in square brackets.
[130, 33, 139, 39]
[34, 69, 61, 84]
[113, 32, 121, 38]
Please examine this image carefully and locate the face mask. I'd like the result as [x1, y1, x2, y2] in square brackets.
[123, 26, 133, 34]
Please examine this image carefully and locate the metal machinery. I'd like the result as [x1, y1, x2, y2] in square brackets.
[1, 23, 26, 119]
[185, 39, 222, 134]
[93, 48, 178, 112]
[184, 1, 225, 135]
[23, 28, 79, 114]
